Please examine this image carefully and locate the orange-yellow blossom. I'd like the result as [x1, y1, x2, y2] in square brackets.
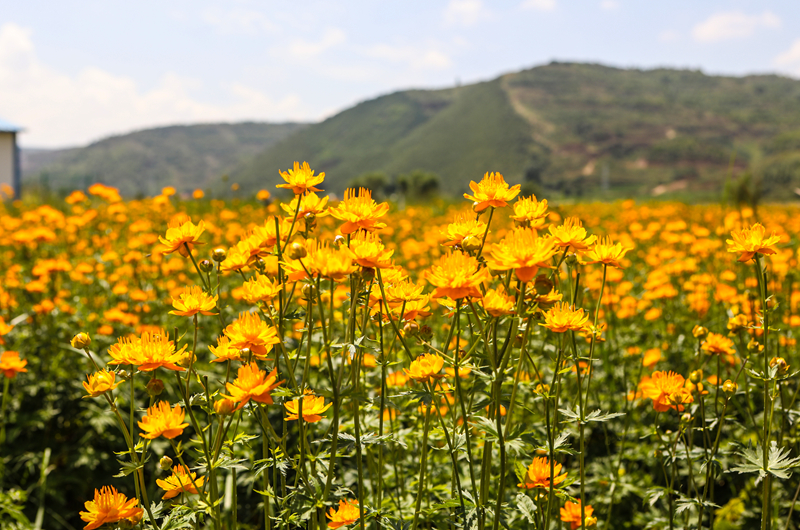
[108, 330, 187, 371]
[426, 251, 490, 300]
[510, 195, 549, 227]
[170, 285, 218, 316]
[463, 172, 521, 212]
[405, 353, 445, 382]
[158, 214, 205, 257]
[223, 362, 284, 410]
[0, 351, 27, 379]
[726, 223, 780, 262]
[277, 161, 325, 194]
[487, 227, 557, 282]
[82, 369, 122, 398]
[138, 401, 190, 439]
[518, 456, 568, 489]
[284, 390, 333, 422]
[79, 486, 143, 530]
[639, 371, 694, 412]
[224, 311, 280, 360]
[329, 187, 390, 234]
[157, 465, 205, 499]
[540, 302, 589, 333]
[582, 236, 631, 268]
[326, 499, 360, 528]
[549, 217, 597, 251]
[345, 231, 394, 268]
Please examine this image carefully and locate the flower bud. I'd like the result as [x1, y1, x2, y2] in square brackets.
[691, 325, 708, 339]
[689, 370, 703, 384]
[769, 357, 789, 376]
[118, 519, 134, 530]
[681, 412, 691, 424]
[214, 398, 237, 416]
[117, 370, 131, 381]
[461, 235, 481, 252]
[199, 259, 214, 273]
[585, 516, 598, 528]
[747, 339, 764, 353]
[535, 447, 548, 456]
[534, 383, 550, 395]
[301, 283, 316, 300]
[403, 322, 419, 337]
[533, 275, 554, 295]
[566, 254, 579, 266]
[146, 378, 164, 397]
[178, 353, 196, 368]
[71, 332, 92, 349]
[288, 242, 307, 260]
[211, 248, 227, 262]
[239, 348, 251, 359]
[419, 325, 433, 342]
[159, 456, 173, 470]
[333, 235, 346, 247]
[360, 267, 376, 283]
[722, 379, 738, 394]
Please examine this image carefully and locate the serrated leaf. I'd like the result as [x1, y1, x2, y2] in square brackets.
[732, 441, 800, 479]
[515, 493, 537, 523]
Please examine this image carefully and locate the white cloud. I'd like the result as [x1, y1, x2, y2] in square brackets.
[658, 30, 680, 42]
[200, 7, 278, 35]
[521, 0, 556, 12]
[287, 27, 346, 58]
[692, 10, 780, 43]
[0, 23, 306, 147]
[600, 1, 619, 10]
[774, 38, 800, 77]
[365, 44, 452, 70]
[444, 0, 485, 27]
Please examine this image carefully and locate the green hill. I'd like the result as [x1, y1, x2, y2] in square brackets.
[23, 122, 307, 196]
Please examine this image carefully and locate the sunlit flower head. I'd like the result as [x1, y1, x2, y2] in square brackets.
[87, 183, 122, 203]
[221, 245, 251, 273]
[726, 223, 780, 262]
[560, 500, 594, 530]
[284, 390, 333, 422]
[329, 187, 390, 234]
[170, 285, 218, 317]
[345, 231, 394, 269]
[82, 369, 122, 398]
[405, 353, 445, 383]
[108, 330, 187, 371]
[582, 236, 631, 269]
[426, 251, 490, 300]
[280, 192, 330, 218]
[223, 362, 284, 410]
[277, 161, 325, 195]
[510, 195, 549, 227]
[639, 371, 694, 412]
[0, 351, 27, 379]
[224, 311, 281, 360]
[463, 172, 521, 212]
[540, 302, 589, 333]
[209, 336, 243, 363]
[518, 456, 567, 489]
[481, 287, 516, 317]
[487, 227, 557, 282]
[158, 214, 205, 258]
[385, 371, 409, 388]
[549, 217, 597, 251]
[138, 401, 190, 439]
[242, 274, 283, 305]
[701, 332, 736, 356]
[326, 499, 360, 529]
[441, 214, 487, 247]
[157, 465, 205, 499]
[79, 486, 143, 530]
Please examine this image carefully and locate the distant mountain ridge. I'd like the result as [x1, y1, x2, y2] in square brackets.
[24, 63, 800, 200]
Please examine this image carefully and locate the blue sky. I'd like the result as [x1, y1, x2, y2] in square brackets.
[2, 0, 800, 147]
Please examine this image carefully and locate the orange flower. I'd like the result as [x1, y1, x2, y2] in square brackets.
[510, 195, 549, 227]
[223, 362, 284, 409]
[404, 353, 445, 383]
[138, 401, 190, 439]
[209, 336, 243, 363]
[82, 369, 122, 398]
[79, 486, 143, 530]
[639, 371, 694, 412]
[560, 500, 594, 530]
[385, 371, 409, 387]
[158, 214, 205, 257]
[0, 351, 27, 379]
[277, 161, 325, 195]
[702, 332, 736, 356]
[224, 312, 281, 360]
[481, 287, 516, 317]
[549, 217, 597, 251]
[280, 191, 330, 217]
[582, 236, 631, 268]
[170, 285, 218, 316]
[426, 251, 490, 300]
[329, 187, 390, 234]
[540, 302, 589, 333]
[463, 172, 521, 212]
[284, 390, 333, 422]
[242, 275, 283, 305]
[642, 348, 661, 368]
[157, 465, 205, 499]
[518, 456, 568, 489]
[487, 227, 557, 282]
[726, 223, 780, 262]
[108, 330, 187, 371]
[441, 214, 487, 247]
[345, 231, 394, 269]
[326, 499, 360, 529]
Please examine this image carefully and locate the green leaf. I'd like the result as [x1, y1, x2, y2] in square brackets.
[732, 441, 800, 480]
[515, 492, 537, 523]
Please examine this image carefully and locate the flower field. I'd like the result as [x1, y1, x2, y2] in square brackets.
[1, 166, 800, 530]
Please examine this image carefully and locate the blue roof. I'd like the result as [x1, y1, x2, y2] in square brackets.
[0, 117, 22, 132]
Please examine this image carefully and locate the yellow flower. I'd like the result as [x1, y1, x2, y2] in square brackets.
[540, 302, 589, 333]
[108, 330, 187, 371]
[224, 311, 281, 360]
[0, 351, 27, 379]
[581, 236, 631, 269]
[223, 362, 284, 409]
[548, 217, 597, 251]
[702, 332, 736, 356]
[510, 195, 549, 227]
[79, 486, 143, 530]
[170, 285, 218, 316]
[242, 275, 283, 305]
[157, 465, 205, 499]
[326, 499, 360, 529]
[138, 401, 190, 439]
[481, 287, 516, 317]
[284, 390, 333, 422]
[82, 369, 122, 398]
[426, 251, 490, 300]
[158, 214, 205, 257]
[386, 371, 409, 387]
[280, 192, 330, 218]
[221, 245, 250, 273]
[518, 456, 567, 489]
[311, 244, 359, 281]
[70, 332, 91, 349]
[329, 188, 390, 234]
[561, 501, 594, 530]
[639, 371, 694, 412]
[404, 353, 445, 382]
[726, 223, 780, 262]
[441, 214, 487, 247]
[345, 231, 394, 269]
[487, 227, 557, 282]
[463, 172, 521, 212]
[209, 336, 242, 363]
[277, 161, 325, 195]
